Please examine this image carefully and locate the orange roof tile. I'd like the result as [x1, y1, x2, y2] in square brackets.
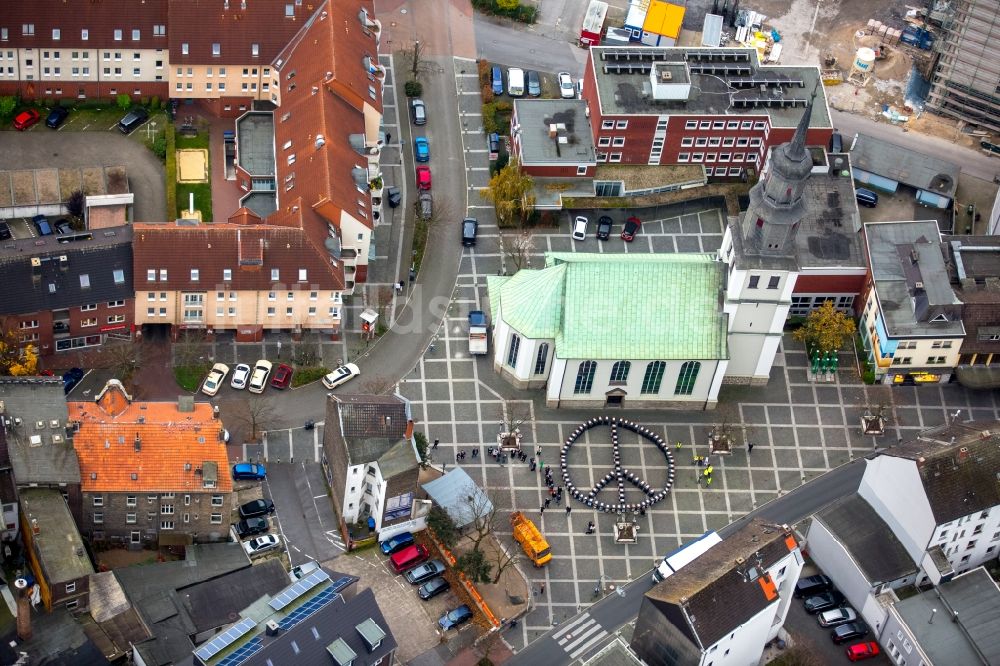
[69, 381, 232, 494]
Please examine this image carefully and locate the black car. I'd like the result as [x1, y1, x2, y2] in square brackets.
[526, 70, 541, 97]
[62, 367, 85, 395]
[54, 219, 73, 235]
[461, 217, 478, 247]
[831, 621, 869, 644]
[794, 574, 832, 598]
[118, 107, 149, 134]
[802, 590, 845, 614]
[386, 186, 401, 208]
[596, 215, 612, 240]
[418, 576, 450, 600]
[405, 560, 447, 585]
[46, 107, 69, 129]
[0, 222, 11, 240]
[238, 498, 275, 519]
[236, 516, 269, 538]
[410, 98, 426, 126]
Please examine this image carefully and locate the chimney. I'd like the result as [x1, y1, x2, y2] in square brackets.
[134, 433, 141, 452]
[548, 123, 557, 139]
[911, 249, 919, 264]
[957, 446, 968, 461]
[16, 596, 32, 641]
[59, 255, 68, 271]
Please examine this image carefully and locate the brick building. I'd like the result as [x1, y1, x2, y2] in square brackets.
[0, 225, 133, 356]
[581, 46, 833, 180]
[68, 380, 233, 547]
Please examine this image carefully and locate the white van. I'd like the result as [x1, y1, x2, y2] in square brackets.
[507, 67, 525, 97]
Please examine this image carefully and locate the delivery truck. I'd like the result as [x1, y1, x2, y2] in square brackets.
[511, 511, 552, 566]
[580, 0, 609, 47]
[652, 531, 722, 582]
[468, 310, 489, 355]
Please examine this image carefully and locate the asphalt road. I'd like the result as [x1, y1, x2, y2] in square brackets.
[474, 17, 589, 77]
[508, 458, 868, 665]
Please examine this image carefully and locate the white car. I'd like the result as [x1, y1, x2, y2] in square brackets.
[558, 72, 575, 99]
[322, 363, 361, 390]
[572, 216, 588, 241]
[248, 359, 273, 394]
[243, 534, 281, 557]
[201, 363, 230, 397]
[230, 363, 251, 390]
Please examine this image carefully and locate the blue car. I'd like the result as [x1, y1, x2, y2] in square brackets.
[380, 531, 415, 555]
[232, 463, 266, 481]
[438, 604, 473, 630]
[414, 137, 430, 162]
[491, 65, 503, 95]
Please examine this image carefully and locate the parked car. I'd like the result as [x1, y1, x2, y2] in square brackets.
[416, 165, 432, 190]
[46, 107, 69, 129]
[418, 576, 451, 600]
[414, 136, 430, 162]
[981, 139, 1000, 156]
[230, 363, 251, 389]
[829, 131, 843, 153]
[491, 65, 504, 95]
[118, 106, 149, 134]
[845, 641, 880, 661]
[438, 604, 473, 630]
[855, 188, 878, 208]
[386, 186, 402, 208]
[54, 219, 72, 235]
[802, 590, 845, 614]
[487, 132, 500, 159]
[32, 215, 53, 236]
[418, 191, 433, 220]
[831, 622, 869, 644]
[527, 70, 541, 97]
[596, 215, 612, 240]
[239, 498, 275, 519]
[270, 363, 293, 389]
[558, 72, 575, 99]
[794, 574, 833, 598]
[0, 222, 11, 241]
[232, 463, 266, 481]
[380, 531, 415, 555]
[405, 560, 447, 585]
[243, 534, 281, 557]
[621, 216, 641, 242]
[462, 217, 478, 247]
[248, 359, 273, 394]
[62, 367, 85, 395]
[818, 607, 857, 627]
[235, 516, 269, 538]
[410, 98, 427, 126]
[13, 109, 40, 130]
[322, 363, 360, 389]
[201, 362, 230, 396]
[571, 216, 588, 241]
[390, 544, 429, 573]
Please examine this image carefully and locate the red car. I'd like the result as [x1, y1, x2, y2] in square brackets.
[845, 642, 880, 661]
[270, 363, 293, 389]
[13, 109, 40, 130]
[416, 165, 432, 190]
[621, 216, 641, 242]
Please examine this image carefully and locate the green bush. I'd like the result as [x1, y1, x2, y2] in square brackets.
[150, 96, 160, 111]
[291, 366, 330, 388]
[174, 365, 210, 392]
[116, 94, 132, 111]
[0, 96, 18, 118]
[481, 102, 498, 134]
[152, 134, 167, 160]
[477, 59, 491, 88]
[404, 80, 423, 97]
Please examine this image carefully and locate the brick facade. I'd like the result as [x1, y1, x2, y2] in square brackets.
[82, 489, 231, 546]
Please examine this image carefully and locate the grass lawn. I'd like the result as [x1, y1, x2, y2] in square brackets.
[291, 366, 330, 388]
[174, 364, 210, 392]
[176, 131, 210, 150]
[176, 182, 213, 222]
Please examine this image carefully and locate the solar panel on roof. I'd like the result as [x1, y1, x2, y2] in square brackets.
[193, 617, 257, 662]
[268, 568, 331, 612]
[215, 636, 264, 666]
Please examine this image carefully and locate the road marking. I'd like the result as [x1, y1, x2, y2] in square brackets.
[456, 73, 479, 77]
[552, 612, 590, 639]
[460, 91, 481, 95]
[313, 494, 327, 499]
[553, 614, 609, 660]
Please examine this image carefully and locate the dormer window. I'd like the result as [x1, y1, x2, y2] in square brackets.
[271, 268, 280, 281]
[298, 269, 307, 281]
[223, 268, 232, 281]
[212, 43, 221, 57]
[931, 314, 949, 323]
[251, 43, 259, 57]
[181, 42, 189, 55]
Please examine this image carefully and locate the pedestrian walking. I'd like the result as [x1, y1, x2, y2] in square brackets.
[696, 474, 702, 485]
[703, 468, 710, 478]
[433, 439, 439, 449]
[385, 132, 392, 144]
[706, 464, 714, 475]
[536, 446, 542, 457]
[747, 442, 754, 454]
[456, 452, 461, 463]
[540, 505, 545, 513]
[539, 461, 544, 474]
[544, 498, 551, 508]
[540, 583, 546, 595]
[675, 441, 683, 450]
[565, 505, 571, 514]
[549, 487, 556, 498]
[472, 448, 479, 458]
[706, 475, 713, 486]
[555, 494, 561, 505]
[586, 520, 595, 534]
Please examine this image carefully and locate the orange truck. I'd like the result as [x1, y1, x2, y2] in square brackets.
[510, 511, 552, 567]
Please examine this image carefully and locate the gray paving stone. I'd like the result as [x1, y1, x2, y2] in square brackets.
[701, 235, 723, 252]
[895, 407, 922, 427]
[819, 406, 844, 426]
[793, 406, 819, 425]
[767, 405, 793, 424]
[822, 428, 848, 447]
[662, 219, 681, 233]
[800, 448, 828, 469]
[675, 236, 702, 252]
[786, 369, 810, 385]
[770, 427, 796, 446]
[773, 447, 801, 468]
[751, 469, 778, 490]
[425, 403, 453, 423]
[424, 381, 452, 401]
[796, 427, 821, 446]
[650, 236, 676, 253]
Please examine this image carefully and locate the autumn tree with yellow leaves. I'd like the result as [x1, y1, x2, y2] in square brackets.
[0, 321, 39, 376]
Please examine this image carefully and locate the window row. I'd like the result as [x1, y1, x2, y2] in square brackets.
[573, 360, 700, 395]
[678, 153, 759, 164]
[684, 119, 767, 131]
[681, 136, 762, 148]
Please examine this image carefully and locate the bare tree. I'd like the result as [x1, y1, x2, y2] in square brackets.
[373, 285, 393, 324]
[173, 329, 211, 367]
[292, 340, 320, 366]
[496, 399, 532, 435]
[400, 37, 432, 80]
[488, 538, 521, 584]
[359, 376, 396, 395]
[461, 483, 502, 553]
[88, 339, 147, 383]
[229, 396, 279, 442]
[498, 228, 535, 273]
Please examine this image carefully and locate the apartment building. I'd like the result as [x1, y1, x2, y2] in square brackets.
[925, 0, 1000, 133]
[0, 225, 134, 356]
[69, 380, 233, 547]
[132, 214, 345, 340]
[581, 46, 833, 179]
[0, 2, 169, 101]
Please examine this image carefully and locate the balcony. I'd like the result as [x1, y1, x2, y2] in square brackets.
[371, 63, 387, 83]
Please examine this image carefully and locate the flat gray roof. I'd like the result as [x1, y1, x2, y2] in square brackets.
[20, 487, 95, 584]
[850, 133, 960, 196]
[589, 46, 829, 128]
[514, 100, 596, 165]
[866, 221, 965, 338]
[794, 154, 865, 269]
[236, 112, 276, 177]
[815, 495, 916, 584]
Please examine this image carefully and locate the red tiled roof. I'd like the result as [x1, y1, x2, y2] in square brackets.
[69, 381, 232, 493]
[167, 0, 309, 63]
[132, 219, 344, 291]
[0, 1, 169, 49]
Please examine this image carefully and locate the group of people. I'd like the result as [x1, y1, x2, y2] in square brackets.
[693, 456, 715, 485]
[454, 448, 478, 461]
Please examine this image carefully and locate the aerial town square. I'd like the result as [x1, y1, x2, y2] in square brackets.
[0, 0, 998, 664]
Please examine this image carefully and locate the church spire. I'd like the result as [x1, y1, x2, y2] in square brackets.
[786, 85, 818, 162]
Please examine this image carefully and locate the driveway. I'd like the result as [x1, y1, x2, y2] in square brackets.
[0, 131, 166, 221]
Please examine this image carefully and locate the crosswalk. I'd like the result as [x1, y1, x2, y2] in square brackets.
[551, 612, 609, 661]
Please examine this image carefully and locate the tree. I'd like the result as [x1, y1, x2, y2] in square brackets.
[793, 300, 856, 353]
[359, 376, 396, 394]
[413, 431, 430, 468]
[462, 483, 501, 552]
[455, 548, 492, 584]
[229, 396, 279, 442]
[89, 339, 147, 383]
[116, 93, 132, 111]
[496, 399, 532, 436]
[65, 189, 86, 222]
[427, 505, 458, 548]
[498, 228, 535, 273]
[400, 38, 432, 81]
[488, 539, 520, 584]
[0, 320, 39, 376]
[480, 157, 535, 228]
[496, 0, 519, 10]
[0, 96, 17, 119]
